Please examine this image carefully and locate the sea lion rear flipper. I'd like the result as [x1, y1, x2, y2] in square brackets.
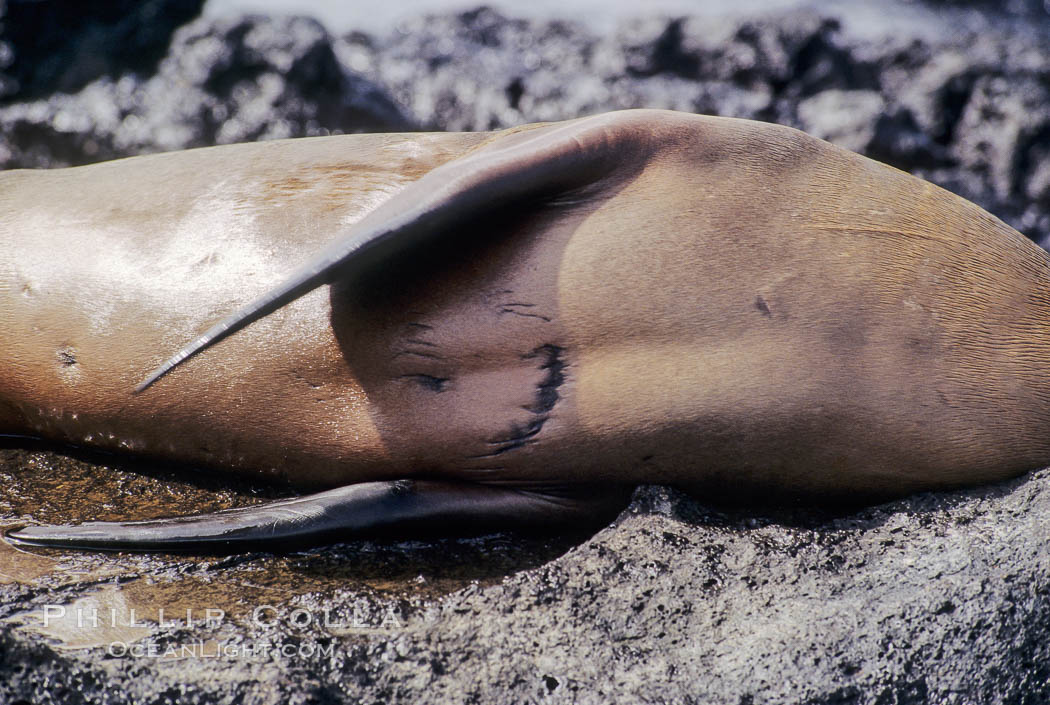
[4, 480, 629, 552]
[135, 110, 657, 392]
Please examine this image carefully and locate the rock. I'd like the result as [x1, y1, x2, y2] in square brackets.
[1028, 152, 1050, 206]
[337, 6, 1050, 244]
[951, 74, 1050, 202]
[924, 0, 1050, 17]
[3, 2, 1050, 703]
[0, 0, 206, 101]
[797, 89, 886, 154]
[337, 6, 601, 130]
[891, 49, 979, 147]
[0, 14, 412, 169]
[3, 444, 1049, 703]
[796, 88, 947, 171]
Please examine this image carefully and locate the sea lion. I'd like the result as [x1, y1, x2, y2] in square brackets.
[4, 108, 1050, 552]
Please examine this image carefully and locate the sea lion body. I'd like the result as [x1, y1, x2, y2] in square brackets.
[1, 131, 490, 488]
[4, 109, 1050, 551]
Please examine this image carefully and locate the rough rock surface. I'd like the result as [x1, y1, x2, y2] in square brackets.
[3, 444, 1049, 704]
[2, 1, 1050, 703]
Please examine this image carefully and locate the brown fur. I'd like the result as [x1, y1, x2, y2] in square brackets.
[2, 110, 1049, 506]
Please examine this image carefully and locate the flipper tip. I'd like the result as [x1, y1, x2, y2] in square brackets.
[3, 521, 250, 553]
[133, 369, 164, 394]
[5, 523, 109, 549]
[134, 332, 223, 394]
[134, 352, 188, 394]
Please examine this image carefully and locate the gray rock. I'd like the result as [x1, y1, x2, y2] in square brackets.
[797, 89, 886, 153]
[3, 448, 1049, 703]
[926, 0, 1050, 17]
[3, 2, 1050, 703]
[0, 14, 412, 169]
[334, 5, 1050, 244]
[951, 74, 1050, 210]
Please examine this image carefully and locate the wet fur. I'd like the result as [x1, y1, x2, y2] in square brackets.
[3, 110, 1050, 550]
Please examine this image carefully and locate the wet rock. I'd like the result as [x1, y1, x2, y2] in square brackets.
[340, 8, 877, 131]
[619, 11, 874, 98]
[868, 107, 949, 171]
[1028, 151, 1050, 206]
[891, 49, 979, 147]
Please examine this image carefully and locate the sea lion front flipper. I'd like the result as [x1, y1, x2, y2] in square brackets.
[135, 110, 659, 392]
[4, 480, 629, 552]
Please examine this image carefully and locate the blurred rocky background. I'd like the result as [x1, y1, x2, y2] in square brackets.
[2, 0, 1050, 703]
